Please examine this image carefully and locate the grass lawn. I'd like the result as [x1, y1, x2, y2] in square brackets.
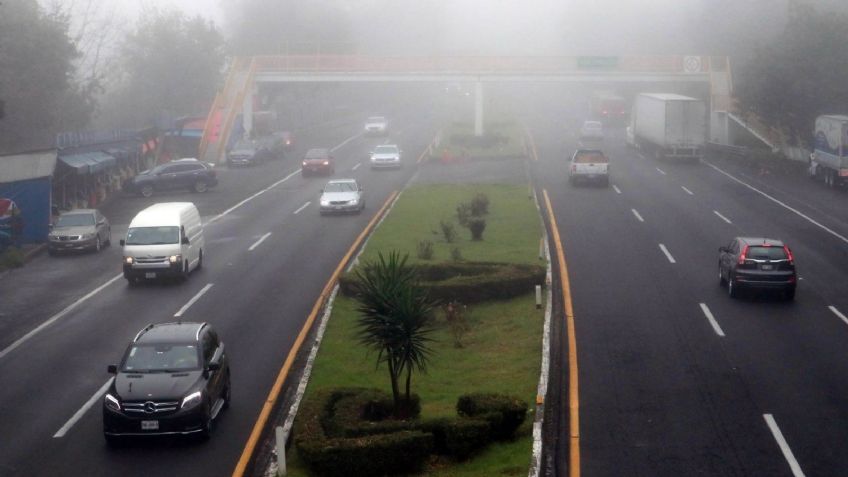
[360, 184, 541, 266]
[285, 183, 545, 476]
[431, 121, 526, 160]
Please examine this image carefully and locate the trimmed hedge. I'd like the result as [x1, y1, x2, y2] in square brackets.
[457, 393, 528, 440]
[339, 262, 545, 304]
[422, 416, 491, 459]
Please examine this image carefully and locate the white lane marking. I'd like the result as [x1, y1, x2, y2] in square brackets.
[0, 273, 123, 360]
[631, 208, 645, 222]
[293, 201, 311, 215]
[248, 232, 272, 251]
[656, 167, 666, 175]
[208, 168, 301, 225]
[829, 306, 848, 326]
[705, 162, 848, 245]
[174, 283, 214, 317]
[658, 243, 676, 263]
[764, 414, 806, 477]
[352, 162, 361, 171]
[699, 303, 726, 337]
[714, 210, 733, 224]
[330, 132, 363, 152]
[681, 185, 694, 195]
[612, 184, 622, 194]
[53, 378, 113, 438]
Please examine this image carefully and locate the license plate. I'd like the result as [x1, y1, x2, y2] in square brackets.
[141, 420, 159, 430]
[145, 272, 156, 279]
[761, 264, 774, 271]
[335, 205, 343, 210]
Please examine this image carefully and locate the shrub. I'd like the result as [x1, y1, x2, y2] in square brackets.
[443, 301, 470, 348]
[456, 202, 471, 227]
[450, 247, 463, 262]
[457, 393, 528, 440]
[470, 192, 489, 216]
[421, 417, 491, 459]
[0, 247, 25, 269]
[417, 240, 434, 260]
[468, 217, 486, 240]
[440, 220, 457, 243]
[294, 388, 432, 476]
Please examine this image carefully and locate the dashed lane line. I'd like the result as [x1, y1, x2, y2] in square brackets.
[656, 167, 667, 175]
[612, 184, 622, 194]
[699, 303, 726, 337]
[631, 209, 645, 223]
[829, 306, 848, 326]
[764, 414, 806, 477]
[659, 243, 676, 264]
[248, 232, 272, 251]
[714, 210, 733, 224]
[293, 201, 311, 215]
[173, 283, 214, 318]
[352, 162, 361, 171]
[681, 185, 694, 195]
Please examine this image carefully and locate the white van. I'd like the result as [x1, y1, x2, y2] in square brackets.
[120, 202, 205, 284]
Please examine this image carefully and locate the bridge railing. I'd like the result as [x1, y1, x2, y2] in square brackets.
[253, 55, 717, 74]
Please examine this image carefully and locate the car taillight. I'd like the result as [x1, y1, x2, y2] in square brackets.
[784, 245, 794, 265]
[570, 164, 576, 173]
[737, 245, 749, 265]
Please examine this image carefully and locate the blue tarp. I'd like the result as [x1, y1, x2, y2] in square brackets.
[58, 152, 116, 175]
[0, 177, 51, 244]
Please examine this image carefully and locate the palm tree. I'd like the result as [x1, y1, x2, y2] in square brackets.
[353, 251, 437, 416]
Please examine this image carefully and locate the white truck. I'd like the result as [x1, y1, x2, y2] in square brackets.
[810, 115, 848, 188]
[631, 93, 706, 161]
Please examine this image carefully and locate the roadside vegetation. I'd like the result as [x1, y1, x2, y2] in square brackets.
[0, 247, 25, 271]
[287, 183, 546, 476]
[429, 121, 527, 161]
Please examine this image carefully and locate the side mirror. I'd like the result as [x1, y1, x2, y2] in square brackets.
[719, 246, 727, 253]
[48, 224, 54, 231]
[207, 362, 221, 372]
[119, 239, 126, 246]
[181, 236, 190, 245]
[107, 364, 117, 374]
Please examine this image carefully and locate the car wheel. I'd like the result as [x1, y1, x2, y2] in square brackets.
[106, 229, 112, 246]
[198, 412, 213, 440]
[181, 261, 189, 281]
[197, 249, 203, 270]
[718, 264, 726, 286]
[727, 275, 738, 298]
[94, 235, 102, 253]
[140, 185, 154, 198]
[193, 181, 208, 193]
[784, 288, 796, 301]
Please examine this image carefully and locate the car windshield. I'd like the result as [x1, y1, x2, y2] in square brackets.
[234, 140, 255, 149]
[367, 117, 385, 123]
[747, 246, 788, 260]
[573, 151, 607, 163]
[305, 150, 328, 159]
[324, 182, 357, 193]
[374, 145, 398, 154]
[125, 226, 180, 245]
[122, 343, 200, 372]
[55, 213, 94, 227]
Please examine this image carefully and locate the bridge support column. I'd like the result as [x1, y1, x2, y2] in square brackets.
[474, 81, 484, 137]
[242, 88, 254, 139]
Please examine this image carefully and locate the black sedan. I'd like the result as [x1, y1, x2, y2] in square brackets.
[719, 237, 797, 300]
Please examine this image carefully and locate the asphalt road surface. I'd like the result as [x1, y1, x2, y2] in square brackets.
[0, 110, 436, 477]
[531, 118, 848, 476]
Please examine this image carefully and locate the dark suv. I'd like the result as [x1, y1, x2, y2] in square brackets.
[103, 322, 231, 443]
[125, 159, 218, 197]
[719, 237, 797, 300]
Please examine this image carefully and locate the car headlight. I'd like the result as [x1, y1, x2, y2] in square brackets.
[169, 254, 182, 264]
[320, 200, 330, 206]
[104, 393, 121, 412]
[49, 235, 59, 241]
[302, 161, 308, 166]
[81, 233, 95, 240]
[349, 197, 358, 204]
[181, 391, 202, 409]
[322, 160, 329, 165]
[124, 256, 134, 265]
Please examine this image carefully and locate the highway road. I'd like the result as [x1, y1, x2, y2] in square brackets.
[0, 110, 436, 476]
[531, 117, 848, 476]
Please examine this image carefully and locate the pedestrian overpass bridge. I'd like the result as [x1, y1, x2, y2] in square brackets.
[199, 55, 733, 164]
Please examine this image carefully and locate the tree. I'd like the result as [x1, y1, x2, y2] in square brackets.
[0, 0, 91, 151]
[100, 8, 225, 128]
[353, 251, 437, 417]
[735, 4, 848, 146]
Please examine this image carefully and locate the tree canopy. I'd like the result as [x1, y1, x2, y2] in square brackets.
[0, 0, 91, 152]
[735, 4, 848, 146]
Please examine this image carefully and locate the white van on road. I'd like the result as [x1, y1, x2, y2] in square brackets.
[120, 202, 205, 284]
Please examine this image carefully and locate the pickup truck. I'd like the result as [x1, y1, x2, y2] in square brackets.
[569, 149, 609, 187]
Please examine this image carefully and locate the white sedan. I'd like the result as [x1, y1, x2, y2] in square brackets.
[364, 116, 388, 136]
[319, 179, 365, 215]
[369, 144, 402, 169]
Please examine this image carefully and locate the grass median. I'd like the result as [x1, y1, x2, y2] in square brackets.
[286, 183, 545, 476]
